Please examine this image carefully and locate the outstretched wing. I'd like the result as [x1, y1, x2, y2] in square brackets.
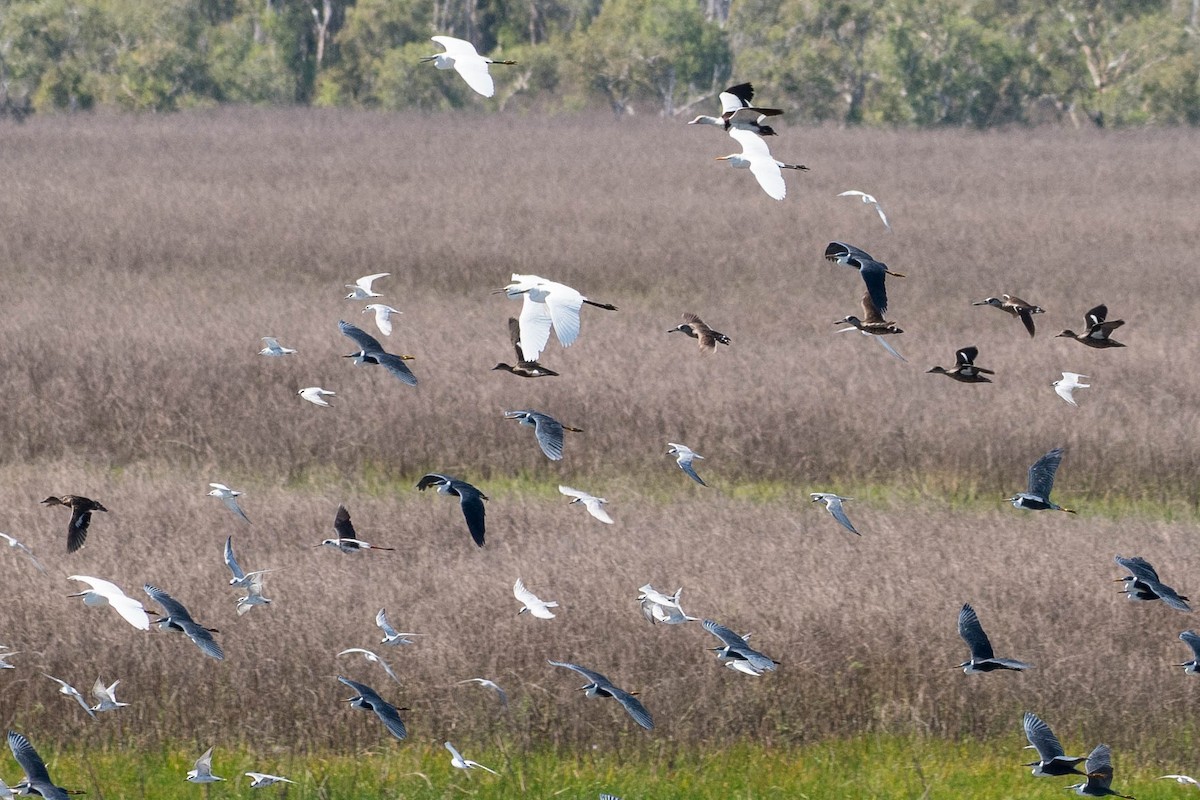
[1023, 712, 1066, 761]
[957, 603, 995, 661]
[339, 320, 384, 353]
[1027, 448, 1065, 498]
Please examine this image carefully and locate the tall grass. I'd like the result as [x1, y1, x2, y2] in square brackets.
[0, 111, 1198, 765]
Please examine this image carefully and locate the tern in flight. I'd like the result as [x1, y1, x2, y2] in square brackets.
[337, 647, 401, 684]
[90, 678, 129, 713]
[246, 772, 295, 788]
[345, 273, 389, 300]
[1054, 373, 1090, 407]
[375, 608, 422, 647]
[810, 493, 861, 535]
[514, 578, 559, 619]
[458, 677, 508, 707]
[363, 303, 401, 336]
[258, 337, 297, 356]
[445, 741, 499, 775]
[224, 535, 279, 589]
[187, 746, 224, 783]
[837, 190, 891, 231]
[42, 674, 96, 719]
[0, 532, 45, 573]
[667, 443, 707, 487]
[298, 387, 335, 406]
[207, 483, 251, 524]
[559, 485, 613, 524]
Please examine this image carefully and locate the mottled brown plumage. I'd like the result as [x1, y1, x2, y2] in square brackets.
[41, 495, 108, 553]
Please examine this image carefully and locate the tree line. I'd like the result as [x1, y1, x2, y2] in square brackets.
[1, 0, 1196, 126]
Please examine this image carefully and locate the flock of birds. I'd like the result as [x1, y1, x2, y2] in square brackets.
[0, 37, 1189, 800]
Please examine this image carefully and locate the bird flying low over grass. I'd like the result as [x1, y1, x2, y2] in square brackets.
[835, 293, 902, 336]
[245, 772, 295, 788]
[144, 583, 224, 660]
[90, 678, 128, 713]
[339, 320, 417, 386]
[1114, 555, 1191, 612]
[1009, 447, 1074, 513]
[41, 494, 107, 554]
[956, 603, 1032, 673]
[514, 578, 559, 619]
[315, 504, 396, 553]
[668, 313, 731, 351]
[375, 608, 422, 647]
[493, 317, 559, 378]
[559, 485, 613, 524]
[421, 35, 516, 98]
[972, 295, 1044, 337]
[504, 409, 582, 461]
[0, 532, 45, 573]
[337, 647, 400, 684]
[42, 673, 95, 719]
[499, 274, 618, 362]
[1175, 630, 1200, 673]
[810, 493, 861, 535]
[67, 575, 150, 630]
[8, 730, 80, 800]
[344, 272, 388, 300]
[687, 82, 783, 136]
[702, 619, 778, 675]
[258, 336, 296, 356]
[416, 474, 488, 547]
[1053, 372, 1090, 406]
[1067, 744, 1134, 799]
[445, 741, 499, 775]
[824, 241, 905, 316]
[667, 442, 707, 486]
[298, 386, 336, 406]
[715, 128, 807, 201]
[337, 676, 407, 740]
[837, 190, 891, 231]
[224, 535, 279, 589]
[1022, 712, 1086, 777]
[927, 346, 994, 383]
[207, 482, 250, 523]
[363, 303, 400, 336]
[458, 677, 508, 707]
[1056, 304, 1126, 348]
[186, 746, 224, 783]
[547, 660, 654, 730]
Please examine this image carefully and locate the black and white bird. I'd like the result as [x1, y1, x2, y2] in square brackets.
[1175, 630, 1200, 673]
[687, 82, 783, 136]
[8, 730, 78, 800]
[504, 410, 583, 461]
[810, 493, 860, 535]
[1022, 712, 1086, 777]
[416, 474, 488, 547]
[956, 603, 1031, 673]
[338, 320, 417, 386]
[702, 619, 778, 676]
[315, 505, 395, 553]
[143, 583, 224, 660]
[337, 676, 407, 740]
[1009, 447, 1075, 513]
[1067, 744, 1134, 798]
[547, 660, 653, 730]
[824, 241, 905, 315]
[1114, 555, 1191, 612]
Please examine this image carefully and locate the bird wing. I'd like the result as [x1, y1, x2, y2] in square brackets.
[824, 497, 861, 535]
[223, 536, 245, 581]
[517, 294, 554, 361]
[431, 35, 479, 58]
[338, 320, 384, 353]
[1115, 555, 1161, 584]
[451, 57, 496, 97]
[1023, 712, 1066, 760]
[0, 533, 46, 573]
[531, 414, 566, 460]
[543, 286, 585, 348]
[416, 473, 450, 492]
[547, 659, 609, 685]
[182, 622, 224, 661]
[1027, 447, 1065, 498]
[1018, 309, 1037, 337]
[825, 240, 875, 265]
[1181, 630, 1200, 658]
[703, 619, 749, 648]
[609, 685, 654, 730]
[739, 140, 787, 200]
[454, 481, 487, 547]
[444, 741, 463, 762]
[8, 732, 52, 785]
[333, 505, 357, 540]
[513, 578, 539, 607]
[857, 260, 891, 316]
[677, 456, 707, 487]
[143, 584, 196, 624]
[66, 506, 93, 553]
[221, 495, 251, 524]
[719, 83, 753, 112]
[194, 746, 215, 773]
[1155, 581, 1192, 612]
[354, 272, 388, 292]
[374, 351, 418, 386]
[584, 498, 613, 524]
[1054, 380, 1078, 406]
[957, 603, 995, 660]
[1084, 744, 1114, 789]
[955, 347, 979, 367]
[868, 333, 907, 361]
[376, 608, 398, 638]
[506, 317, 525, 361]
[366, 695, 408, 740]
[1085, 304, 1109, 326]
[111, 593, 150, 630]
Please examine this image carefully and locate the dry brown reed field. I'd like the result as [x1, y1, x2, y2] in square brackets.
[1, 110, 1199, 760]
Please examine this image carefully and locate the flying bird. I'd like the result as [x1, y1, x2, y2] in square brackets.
[558, 485, 613, 524]
[824, 241, 905, 315]
[504, 410, 582, 461]
[837, 190, 891, 231]
[298, 386, 336, 406]
[1160, 775, 1200, 788]
[957, 603, 1032, 673]
[702, 619, 778, 675]
[421, 35, 516, 98]
[1009, 447, 1074, 513]
[1056, 304, 1126, 348]
[715, 128, 807, 201]
[927, 346, 995, 383]
[344, 272, 389, 300]
[416, 474, 488, 547]
[1054, 372, 1091, 407]
[235, 573, 271, 616]
[810, 493, 861, 535]
[1067, 743, 1134, 798]
[224, 535, 278, 589]
[1176, 630, 1200, 673]
[836, 326, 908, 361]
[458, 677, 508, 707]
[144, 583, 224, 660]
[667, 313, 731, 351]
[0, 651, 17, 669]
[316, 505, 396, 553]
[687, 82, 783, 136]
[0, 532, 44, 573]
[90, 678, 128, 713]
[337, 648, 400, 684]
[972, 295, 1044, 337]
[245, 772, 295, 788]
[41, 494, 107, 553]
[337, 676, 407, 740]
[339, 320, 417, 386]
[1022, 712, 1086, 777]
[514, 578, 559, 619]
[1114, 555, 1191, 612]
[187, 746, 224, 783]
[667, 442, 707, 486]
[375, 608, 422, 647]
[500, 274, 618, 362]
[363, 303, 401, 336]
[42, 673, 96, 719]
[835, 293, 903, 336]
[444, 741, 499, 775]
[67, 575, 150, 630]
[207, 482, 251, 524]
[492, 317, 559, 378]
[547, 660, 654, 730]
[638, 585, 697, 625]
[8, 730, 78, 800]
[258, 337, 297, 356]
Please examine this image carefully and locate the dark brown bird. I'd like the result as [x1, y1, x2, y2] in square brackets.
[41, 495, 107, 553]
[1056, 304, 1125, 348]
[927, 347, 994, 383]
[492, 318, 559, 378]
[668, 313, 731, 352]
[835, 293, 903, 336]
[972, 294, 1045, 337]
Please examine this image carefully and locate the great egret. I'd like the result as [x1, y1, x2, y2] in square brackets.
[927, 346, 995, 383]
[40, 495, 107, 553]
[416, 474, 488, 547]
[500, 274, 618, 362]
[667, 443, 707, 487]
[421, 36, 516, 98]
[809, 493, 861, 536]
[144, 583, 224, 660]
[207, 483, 251, 524]
[67, 575, 151, 630]
[972, 295, 1044, 337]
[957, 603, 1032, 673]
[687, 82, 782, 136]
[514, 578, 558, 619]
[1009, 447, 1074, 513]
[715, 128, 807, 201]
[667, 313, 731, 351]
[1053, 373, 1090, 406]
[1056, 304, 1126, 348]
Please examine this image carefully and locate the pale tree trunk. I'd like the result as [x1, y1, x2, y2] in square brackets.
[312, 0, 333, 70]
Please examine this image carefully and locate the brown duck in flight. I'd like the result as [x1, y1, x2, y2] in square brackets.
[41, 495, 107, 553]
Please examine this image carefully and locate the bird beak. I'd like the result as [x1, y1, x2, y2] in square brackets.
[715, 156, 730, 161]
